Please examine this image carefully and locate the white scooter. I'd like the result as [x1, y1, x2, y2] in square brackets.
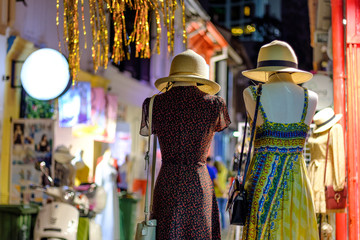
[33, 162, 88, 240]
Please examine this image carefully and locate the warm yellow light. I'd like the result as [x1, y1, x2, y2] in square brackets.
[233, 131, 241, 137]
[244, 6, 251, 16]
[231, 27, 244, 36]
[244, 25, 256, 34]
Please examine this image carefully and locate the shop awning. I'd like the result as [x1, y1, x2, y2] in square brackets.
[187, 21, 228, 64]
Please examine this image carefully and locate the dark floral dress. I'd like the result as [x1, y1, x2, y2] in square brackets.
[140, 86, 231, 239]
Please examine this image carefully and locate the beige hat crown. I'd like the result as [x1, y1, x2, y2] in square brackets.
[53, 145, 75, 164]
[313, 107, 342, 133]
[169, 50, 209, 79]
[154, 49, 221, 95]
[242, 40, 313, 84]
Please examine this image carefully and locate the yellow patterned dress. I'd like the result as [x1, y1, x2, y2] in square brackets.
[243, 86, 319, 240]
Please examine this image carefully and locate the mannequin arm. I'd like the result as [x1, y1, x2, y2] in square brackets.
[304, 90, 318, 125]
[243, 87, 264, 126]
[331, 124, 346, 191]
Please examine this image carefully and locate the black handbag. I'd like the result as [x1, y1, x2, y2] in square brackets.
[226, 84, 262, 226]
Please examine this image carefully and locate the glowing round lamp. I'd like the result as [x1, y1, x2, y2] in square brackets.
[20, 48, 71, 100]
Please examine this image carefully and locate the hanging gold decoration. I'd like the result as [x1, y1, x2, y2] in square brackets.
[58, 0, 186, 81]
[63, 0, 80, 84]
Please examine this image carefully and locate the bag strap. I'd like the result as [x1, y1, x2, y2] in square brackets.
[323, 131, 331, 185]
[144, 94, 157, 222]
[236, 114, 248, 177]
[239, 84, 262, 190]
[150, 134, 157, 212]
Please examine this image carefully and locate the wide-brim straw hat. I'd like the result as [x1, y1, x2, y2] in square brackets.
[53, 145, 75, 164]
[242, 40, 313, 84]
[154, 49, 221, 95]
[313, 107, 343, 133]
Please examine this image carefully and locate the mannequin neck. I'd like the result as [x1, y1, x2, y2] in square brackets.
[172, 81, 197, 87]
[267, 72, 295, 84]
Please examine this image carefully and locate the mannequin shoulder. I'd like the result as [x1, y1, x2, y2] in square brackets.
[307, 89, 318, 104]
[243, 86, 256, 102]
[203, 94, 227, 107]
[330, 123, 344, 137]
[306, 89, 318, 114]
[303, 89, 318, 125]
[243, 86, 257, 116]
[141, 97, 151, 108]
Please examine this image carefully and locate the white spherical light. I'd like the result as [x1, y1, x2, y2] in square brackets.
[20, 48, 70, 100]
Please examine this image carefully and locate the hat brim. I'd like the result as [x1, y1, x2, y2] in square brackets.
[313, 114, 343, 133]
[154, 75, 221, 95]
[54, 152, 75, 164]
[242, 66, 313, 84]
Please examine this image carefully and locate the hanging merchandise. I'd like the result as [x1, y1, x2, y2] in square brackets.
[94, 94, 118, 143]
[323, 115, 347, 211]
[72, 87, 118, 142]
[94, 149, 120, 240]
[58, 81, 91, 127]
[308, 107, 347, 213]
[57, 0, 187, 82]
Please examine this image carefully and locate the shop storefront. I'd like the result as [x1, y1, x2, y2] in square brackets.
[0, 0, 359, 239]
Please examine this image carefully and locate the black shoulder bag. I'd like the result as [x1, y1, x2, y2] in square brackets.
[226, 84, 262, 226]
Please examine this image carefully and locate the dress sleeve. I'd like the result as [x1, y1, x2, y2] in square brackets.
[140, 97, 151, 136]
[331, 123, 346, 191]
[214, 97, 231, 132]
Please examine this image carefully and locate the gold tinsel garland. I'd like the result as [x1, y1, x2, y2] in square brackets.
[57, 0, 187, 82]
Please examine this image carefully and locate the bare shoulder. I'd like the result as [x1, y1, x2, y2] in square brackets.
[243, 86, 256, 118]
[307, 89, 318, 104]
[304, 89, 318, 125]
[243, 87, 254, 101]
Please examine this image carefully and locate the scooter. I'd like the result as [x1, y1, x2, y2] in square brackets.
[33, 162, 88, 240]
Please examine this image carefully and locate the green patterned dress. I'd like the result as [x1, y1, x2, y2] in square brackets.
[243, 86, 319, 240]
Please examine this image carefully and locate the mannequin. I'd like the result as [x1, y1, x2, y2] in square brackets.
[243, 72, 318, 126]
[95, 149, 120, 240]
[308, 107, 345, 213]
[307, 107, 345, 239]
[53, 145, 75, 187]
[140, 49, 230, 239]
[72, 149, 90, 186]
[241, 40, 319, 240]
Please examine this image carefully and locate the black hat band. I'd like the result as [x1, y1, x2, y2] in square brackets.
[317, 114, 336, 128]
[258, 60, 298, 68]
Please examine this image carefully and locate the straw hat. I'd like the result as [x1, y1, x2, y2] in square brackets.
[154, 49, 221, 95]
[242, 40, 313, 84]
[53, 145, 75, 164]
[313, 107, 342, 133]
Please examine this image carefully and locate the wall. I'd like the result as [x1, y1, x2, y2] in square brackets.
[0, 35, 6, 172]
[0, 0, 165, 199]
[1, 0, 186, 202]
[0, 37, 37, 203]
